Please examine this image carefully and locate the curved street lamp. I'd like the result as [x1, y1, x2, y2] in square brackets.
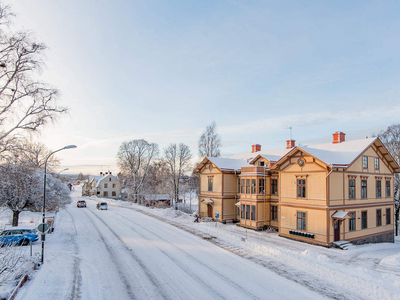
[57, 168, 69, 177]
[41, 145, 77, 264]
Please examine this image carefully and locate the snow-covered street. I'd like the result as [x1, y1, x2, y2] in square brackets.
[11, 190, 400, 300]
[15, 192, 325, 300]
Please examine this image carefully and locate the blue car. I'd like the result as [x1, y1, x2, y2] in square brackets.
[0, 228, 39, 246]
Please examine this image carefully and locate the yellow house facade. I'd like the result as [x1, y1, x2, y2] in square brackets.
[194, 132, 400, 246]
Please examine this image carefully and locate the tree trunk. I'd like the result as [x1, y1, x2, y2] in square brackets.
[12, 211, 20, 227]
[396, 206, 399, 236]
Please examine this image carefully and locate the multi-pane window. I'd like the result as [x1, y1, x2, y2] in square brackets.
[246, 179, 250, 194]
[349, 212, 356, 231]
[246, 205, 250, 220]
[386, 180, 391, 197]
[241, 179, 245, 194]
[103, 191, 108, 197]
[259, 179, 265, 194]
[237, 207, 240, 217]
[386, 208, 391, 225]
[376, 180, 381, 198]
[362, 211, 367, 229]
[362, 156, 368, 169]
[251, 206, 256, 220]
[112, 191, 116, 196]
[251, 179, 256, 194]
[104, 183, 108, 188]
[297, 212, 306, 230]
[349, 179, 355, 199]
[238, 178, 241, 193]
[361, 180, 367, 199]
[271, 179, 278, 195]
[376, 209, 382, 227]
[271, 205, 278, 221]
[109, 178, 111, 181]
[375, 158, 379, 170]
[208, 177, 213, 192]
[297, 179, 306, 198]
[112, 183, 116, 188]
[259, 161, 264, 166]
[241, 204, 245, 219]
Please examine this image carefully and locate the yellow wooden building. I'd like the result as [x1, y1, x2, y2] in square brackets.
[194, 132, 400, 246]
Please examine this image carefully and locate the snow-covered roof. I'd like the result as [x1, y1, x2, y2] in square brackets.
[331, 211, 349, 219]
[96, 174, 119, 187]
[202, 198, 214, 204]
[144, 194, 171, 201]
[230, 148, 291, 162]
[208, 157, 250, 171]
[300, 137, 376, 166]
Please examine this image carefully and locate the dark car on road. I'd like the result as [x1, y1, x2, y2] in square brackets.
[77, 200, 87, 208]
[0, 229, 39, 246]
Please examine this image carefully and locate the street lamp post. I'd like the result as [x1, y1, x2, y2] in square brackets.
[57, 168, 69, 176]
[41, 145, 77, 264]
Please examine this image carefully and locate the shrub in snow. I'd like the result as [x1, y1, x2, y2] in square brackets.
[0, 244, 39, 286]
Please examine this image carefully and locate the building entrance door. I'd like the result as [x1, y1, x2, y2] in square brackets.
[334, 220, 340, 241]
[207, 204, 213, 218]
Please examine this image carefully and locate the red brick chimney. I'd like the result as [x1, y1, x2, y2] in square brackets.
[333, 131, 346, 144]
[286, 140, 295, 149]
[252, 144, 261, 153]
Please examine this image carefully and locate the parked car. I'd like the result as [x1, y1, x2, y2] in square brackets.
[77, 200, 86, 208]
[96, 202, 108, 210]
[0, 229, 39, 246]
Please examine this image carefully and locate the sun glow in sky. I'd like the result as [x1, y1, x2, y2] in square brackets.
[8, 0, 400, 174]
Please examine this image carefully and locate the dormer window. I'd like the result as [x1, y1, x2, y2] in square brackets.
[259, 161, 265, 166]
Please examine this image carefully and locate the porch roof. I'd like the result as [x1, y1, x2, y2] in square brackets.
[331, 211, 349, 219]
[202, 198, 214, 204]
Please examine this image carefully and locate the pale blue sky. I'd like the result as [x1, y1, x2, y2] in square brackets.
[8, 0, 400, 174]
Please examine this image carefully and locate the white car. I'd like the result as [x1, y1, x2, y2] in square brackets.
[97, 202, 108, 210]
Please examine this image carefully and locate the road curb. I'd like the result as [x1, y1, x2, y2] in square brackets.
[8, 274, 29, 300]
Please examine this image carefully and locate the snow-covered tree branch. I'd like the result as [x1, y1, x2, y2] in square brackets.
[0, 4, 67, 157]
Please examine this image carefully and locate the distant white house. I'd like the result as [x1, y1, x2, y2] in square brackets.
[96, 172, 121, 199]
[81, 176, 97, 196]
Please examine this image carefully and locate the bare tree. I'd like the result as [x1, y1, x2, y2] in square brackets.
[163, 143, 192, 209]
[142, 160, 170, 196]
[0, 163, 70, 226]
[0, 4, 67, 156]
[117, 139, 158, 203]
[6, 139, 60, 169]
[378, 124, 400, 235]
[198, 121, 221, 158]
[0, 163, 40, 226]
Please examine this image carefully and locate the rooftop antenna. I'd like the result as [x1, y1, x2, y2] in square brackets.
[286, 126, 292, 140]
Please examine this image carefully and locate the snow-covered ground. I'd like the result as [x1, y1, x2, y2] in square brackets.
[4, 189, 400, 300]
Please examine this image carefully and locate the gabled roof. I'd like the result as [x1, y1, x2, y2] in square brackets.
[271, 137, 400, 172]
[230, 148, 291, 163]
[248, 153, 283, 165]
[194, 157, 250, 173]
[299, 137, 377, 166]
[96, 174, 119, 187]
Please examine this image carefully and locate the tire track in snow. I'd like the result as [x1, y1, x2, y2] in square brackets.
[113, 212, 257, 300]
[120, 206, 363, 300]
[80, 209, 138, 300]
[64, 208, 82, 300]
[84, 208, 172, 300]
